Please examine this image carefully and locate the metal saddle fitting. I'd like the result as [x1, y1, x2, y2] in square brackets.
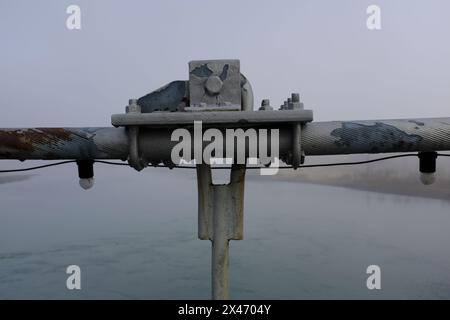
[112, 59, 313, 170]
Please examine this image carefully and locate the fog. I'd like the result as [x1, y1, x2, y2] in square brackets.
[1, 1, 450, 299]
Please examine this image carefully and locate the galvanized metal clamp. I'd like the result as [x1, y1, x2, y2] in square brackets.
[112, 60, 313, 170]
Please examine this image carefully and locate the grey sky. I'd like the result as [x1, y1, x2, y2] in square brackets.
[1, 0, 449, 128]
[1, 2, 450, 299]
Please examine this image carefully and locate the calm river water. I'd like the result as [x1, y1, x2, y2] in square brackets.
[1, 164, 449, 299]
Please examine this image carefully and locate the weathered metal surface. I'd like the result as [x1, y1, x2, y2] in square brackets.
[134, 117, 450, 165]
[1, 118, 450, 161]
[240, 74, 254, 111]
[197, 164, 245, 241]
[137, 81, 189, 113]
[111, 109, 313, 127]
[197, 164, 245, 300]
[189, 60, 241, 110]
[301, 118, 450, 155]
[136, 74, 253, 114]
[0, 127, 128, 160]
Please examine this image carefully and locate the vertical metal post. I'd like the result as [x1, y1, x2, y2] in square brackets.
[212, 187, 230, 300]
[197, 164, 245, 300]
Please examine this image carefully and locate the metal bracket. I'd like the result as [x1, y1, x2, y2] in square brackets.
[188, 60, 242, 110]
[112, 109, 313, 128]
[196, 164, 246, 300]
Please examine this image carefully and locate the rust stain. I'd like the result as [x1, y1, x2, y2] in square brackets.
[38, 128, 73, 141]
[0, 128, 73, 152]
[0, 131, 34, 151]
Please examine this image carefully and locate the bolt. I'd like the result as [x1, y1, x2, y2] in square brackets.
[126, 99, 141, 113]
[287, 98, 293, 110]
[290, 93, 304, 110]
[259, 99, 273, 111]
[204, 76, 223, 96]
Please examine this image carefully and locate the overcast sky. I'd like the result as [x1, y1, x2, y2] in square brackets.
[0, 0, 449, 128]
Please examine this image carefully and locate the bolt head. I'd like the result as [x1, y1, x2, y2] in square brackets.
[126, 98, 141, 113]
[259, 99, 273, 110]
[204, 76, 223, 96]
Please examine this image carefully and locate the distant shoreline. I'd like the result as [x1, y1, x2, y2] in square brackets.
[258, 169, 450, 202]
[280, 177, 449, 201]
